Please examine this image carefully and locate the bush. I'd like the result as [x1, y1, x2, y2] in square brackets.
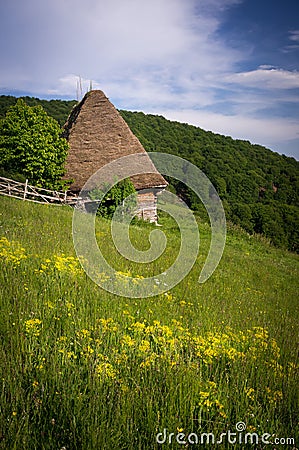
[88, 178, 137, 219]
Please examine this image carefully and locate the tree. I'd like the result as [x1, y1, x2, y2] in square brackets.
[88, 178, 137, 219]
[0, 99, 69, 189]
[231, 203, 253, 233]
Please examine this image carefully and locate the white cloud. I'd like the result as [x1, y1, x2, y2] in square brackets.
[1, 0, 243, 96]
[288, 30, 299, 42]
[225, 67, 299, 90]
[33, 0, 243, 110]
[282, 30, 299, 52]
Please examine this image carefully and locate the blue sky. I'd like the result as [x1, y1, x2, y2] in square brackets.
[1, 0, 299, 159]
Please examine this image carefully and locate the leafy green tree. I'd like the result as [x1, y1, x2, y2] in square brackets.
[89, 178, 137, 219]
[0, 99, 69, 189]
[231, 203, 253, 233]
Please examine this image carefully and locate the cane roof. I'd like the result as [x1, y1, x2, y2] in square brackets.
[63, 90, 167, 192]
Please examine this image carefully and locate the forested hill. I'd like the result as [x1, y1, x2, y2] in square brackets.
[0, 95, 298, 251]
[119, 111, 299, 251]
[0, 95, 77, 127]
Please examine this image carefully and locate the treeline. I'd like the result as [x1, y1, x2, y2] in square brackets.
[0, 95, 77, 127]
[0, 95, 298, 251]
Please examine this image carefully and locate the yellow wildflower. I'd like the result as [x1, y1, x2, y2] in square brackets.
[25, 319, 42, 337]
[121, 335, 136, 347]
[0, 237, 27, 265]
[96, 362, 117, 380]
[245, 387, 255, 401]
[138, 339, 151, 354]
[98, 318, 118, 332]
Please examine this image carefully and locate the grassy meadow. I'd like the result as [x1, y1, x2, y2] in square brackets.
[0, 195, 298, 449]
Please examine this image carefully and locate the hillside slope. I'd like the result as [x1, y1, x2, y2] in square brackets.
[0, 95, 298, 251]
[0, 195, 298, 448]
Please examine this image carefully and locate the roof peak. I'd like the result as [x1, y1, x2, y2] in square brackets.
[84, 89, 106, 98]
[64, 88, 167, 191]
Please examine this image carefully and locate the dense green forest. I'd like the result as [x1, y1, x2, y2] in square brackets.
[119, 110, 299, 252]
[0, 95, 77, 127]
[0, 95, 298, 251]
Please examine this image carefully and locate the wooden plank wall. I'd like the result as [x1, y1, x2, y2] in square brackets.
[136, 190, 157, 222]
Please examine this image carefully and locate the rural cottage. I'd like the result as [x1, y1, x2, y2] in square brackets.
[63, 90, 167, 222]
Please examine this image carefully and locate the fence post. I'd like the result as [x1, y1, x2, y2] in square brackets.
[23, 179, 28, 200]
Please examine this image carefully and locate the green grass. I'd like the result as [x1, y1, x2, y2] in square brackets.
[0, 195, 298, 449]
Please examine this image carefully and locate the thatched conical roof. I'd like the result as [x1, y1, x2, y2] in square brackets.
[63, 90, 167, 192]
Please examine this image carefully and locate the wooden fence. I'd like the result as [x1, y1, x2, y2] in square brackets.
[0, 176, 79, 205]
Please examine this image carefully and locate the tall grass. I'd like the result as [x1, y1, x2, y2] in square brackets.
[0, 196, 298, 449]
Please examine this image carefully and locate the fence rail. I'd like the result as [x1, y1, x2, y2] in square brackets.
[0, 176, 79, 205]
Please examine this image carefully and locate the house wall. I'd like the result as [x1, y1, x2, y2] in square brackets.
[136, 190, 159, 223]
